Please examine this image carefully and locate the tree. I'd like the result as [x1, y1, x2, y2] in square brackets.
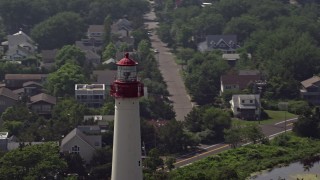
[52, 98, 89, 130]
[243, 124, 264, 144]
[102, 42, 117, 61]
[0, 142, 67, 179]
[223, 15, 260, 42]
[165, 157, 176, 171]
[137, 39, 151, 58]
[144, 148, 164, 171]
[31, 12, 85, 49]
[158, 120, 194, 153]
[63, 153, 87, 176]
[45, 63, 87, 97]
[224, 125, 244, 148]
[202, 107, 232, 142]
[55, 45, 86, 68]
[293, 107, 320, 138]
[89, 147, 113, 179]
[103, 15, 112, 44]
[184, 107, 203, 132]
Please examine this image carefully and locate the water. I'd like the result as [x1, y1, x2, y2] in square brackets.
[250, 158, 320, 180]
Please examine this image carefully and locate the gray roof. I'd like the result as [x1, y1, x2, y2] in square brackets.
[92, 70, 117, 85]
[23, 81, 43, 88]
[231, 94, 260, 109]
[41, 49, 57, 63]
[238, 70, 259, 76]
[77, 125, 101, 134]
[88, 25, 104, 33]
[206, 35, 237, 45]
[0, 87, 19, 100]
[61, 128, 101, 150]
[198, 35, 239, 52]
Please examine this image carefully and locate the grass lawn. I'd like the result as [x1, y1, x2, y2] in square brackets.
[232, 110, 297, 126]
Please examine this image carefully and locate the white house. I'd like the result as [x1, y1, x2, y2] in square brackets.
[230, 94, 261, 120]
[1, 30, 37, 60]
[75, 84, 105, 108]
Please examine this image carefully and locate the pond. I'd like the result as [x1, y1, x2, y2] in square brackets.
[250, 156, 320, 180]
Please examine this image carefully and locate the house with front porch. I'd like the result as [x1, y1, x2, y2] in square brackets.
[230, 94, 261, 120]
[28, 93, 56, 116]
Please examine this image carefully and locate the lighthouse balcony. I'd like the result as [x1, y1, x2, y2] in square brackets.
[110, 82, 144, 98]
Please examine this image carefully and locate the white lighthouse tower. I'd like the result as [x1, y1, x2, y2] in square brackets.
[110, 53, 144, 180]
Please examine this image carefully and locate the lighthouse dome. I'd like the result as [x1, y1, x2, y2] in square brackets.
[117, 53, 137, 66]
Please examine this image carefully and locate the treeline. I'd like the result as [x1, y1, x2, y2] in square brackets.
[0, 0, 149, 49]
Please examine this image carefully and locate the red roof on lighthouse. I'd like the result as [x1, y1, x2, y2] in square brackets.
[117, 53, 137, 66]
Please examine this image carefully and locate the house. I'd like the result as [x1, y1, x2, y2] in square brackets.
[75, 41, 101, 67]
[5, 74, 47, 90]
[91, 70, 117, 86]
[111, 19, 133, 38]
[222, 53, 252, 67]
[60, 126, 102, 163]
[28, 93, 56, 116]
[198, 35, 240, 53]
[0, 87, 19, 113]
[40, 49, 57, 70]
[1, 30, 37, 60]
[13, 81, 44, 97]
[300, 76, 320, 105]
[230, 94, 261, 120]
[111, 19, 135, 48]
[87, 25, 104, 46]
[220, 71, 261, 94]
[75, 84, 105, 108]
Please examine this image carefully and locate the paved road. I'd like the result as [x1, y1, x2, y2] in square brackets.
[174, 118, 297, 168]
[143, 10, 193, 121]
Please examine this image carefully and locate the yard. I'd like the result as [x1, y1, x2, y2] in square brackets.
[232, 110, 297, 126]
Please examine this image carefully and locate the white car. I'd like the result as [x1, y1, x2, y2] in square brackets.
[153, 49, 159, 53]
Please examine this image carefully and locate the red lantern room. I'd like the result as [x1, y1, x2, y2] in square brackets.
[110, 53, 144, 98]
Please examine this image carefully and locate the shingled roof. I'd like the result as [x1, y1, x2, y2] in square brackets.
[301, 76, 320, 88]
[29, 93, 56, 105]
[0, 87, 19, 100]
[221, 74, 261, 89]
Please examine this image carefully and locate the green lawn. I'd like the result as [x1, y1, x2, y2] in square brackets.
[232, 110, 297, 126]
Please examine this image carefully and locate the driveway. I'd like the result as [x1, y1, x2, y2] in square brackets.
[143, 9, 193, 121]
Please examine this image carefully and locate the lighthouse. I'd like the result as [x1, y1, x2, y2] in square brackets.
[110, 53, 144, 180]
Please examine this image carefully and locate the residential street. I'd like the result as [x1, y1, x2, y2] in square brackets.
[143, 9, 193, 121]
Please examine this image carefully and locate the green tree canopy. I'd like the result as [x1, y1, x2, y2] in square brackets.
[55, 45, 86, 68]
[31, 12, 85, 49]
[102, 42, 117, 61]
[0, 142, 67, 179]
[45, 63, 87, 97]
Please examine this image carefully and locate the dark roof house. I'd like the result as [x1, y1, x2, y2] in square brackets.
[28, 93, 56, 116]
[198, 35, 240, 53]
[0, 87, 19, 113]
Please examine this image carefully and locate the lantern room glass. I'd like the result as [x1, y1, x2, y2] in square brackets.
[117, 66, 137, 82]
